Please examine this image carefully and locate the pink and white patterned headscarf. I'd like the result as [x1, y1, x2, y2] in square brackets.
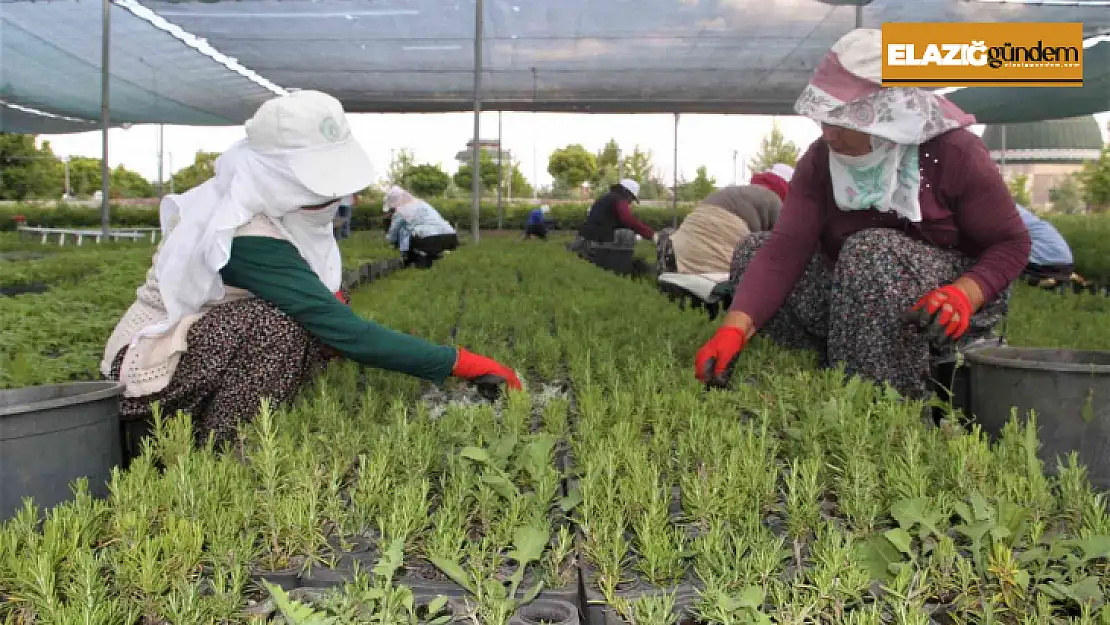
[794, 29, 976, 222]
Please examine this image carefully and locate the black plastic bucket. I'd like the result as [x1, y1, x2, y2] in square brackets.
[0, 382, 123, 520]
[966, 347, 1110, 488]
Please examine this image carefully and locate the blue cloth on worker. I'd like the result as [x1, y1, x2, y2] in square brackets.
[527, 208, 546, 226]
[386, 200, 455, 253]
[1016, 204, 1072, 266]
[334, 197, 353, 240]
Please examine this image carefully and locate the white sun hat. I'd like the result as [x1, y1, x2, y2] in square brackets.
[618, 178, 640, 200]
[245, 90, 375, 198]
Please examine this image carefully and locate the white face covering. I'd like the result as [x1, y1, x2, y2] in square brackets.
[828, 136, 923, 222]
[146, 141, 345, 338]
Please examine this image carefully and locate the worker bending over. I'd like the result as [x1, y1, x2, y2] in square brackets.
[570, 179, 655, 274]
[102, 91, 520, 450]
[384, 186, 459, 268]
[523, 205, 551, 240]
[1016, 204, 1082, 287]
[695, 29, 1029, 399]
[656, 164, 793, 275]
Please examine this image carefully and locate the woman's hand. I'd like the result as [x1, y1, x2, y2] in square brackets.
[905, 279, 981, 343]
[695, 312, 755, 387]
[452, 348, 523, 390]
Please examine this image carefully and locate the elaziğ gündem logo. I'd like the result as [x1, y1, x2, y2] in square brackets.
[880, 22, 1084, 88]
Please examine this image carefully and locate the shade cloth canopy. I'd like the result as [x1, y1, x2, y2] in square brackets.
[1, 0, 1107, 133]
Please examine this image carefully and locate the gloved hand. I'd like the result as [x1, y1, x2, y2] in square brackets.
[903, 284, 973, 344]
[694, 326, 748, 388]
[453, 348, 523, 391]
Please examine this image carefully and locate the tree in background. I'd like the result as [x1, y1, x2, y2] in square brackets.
[593, 139, 623, 189]
[1006, 174, 1032, 207]
[386, 148, 416, 188]
[66, 157, 105, 197]
[679, 166, 716, 202]
[1076, 143, 1110, 213]
[504, 161, 534, 199]
[0, 133, 64, 200]
[406, 163, 451, 197]
[548, 144, 598, 190]
[109, 165, 155, 198]
[1049, 175, 1083, 214]
[170, 151, 219, 194]
[748, 121, 799, 173]
[453, 152, 501, 194]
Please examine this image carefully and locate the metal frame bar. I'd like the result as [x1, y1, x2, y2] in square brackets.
[470, 0, 483, 243]
[101, 0, 111, 238]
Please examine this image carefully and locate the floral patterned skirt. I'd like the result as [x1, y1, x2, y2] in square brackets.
[109, 297, 332, 449]
[729, 228, 1008, 399]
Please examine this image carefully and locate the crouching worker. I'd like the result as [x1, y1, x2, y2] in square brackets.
[656, 164, 793, 276]
[570, 179, 655, 275]
[1016, 204, 1083, 288]
[384, 186, 459, 268]
[523, 205, 551, 240]
[101, 91, 521, 450]
[694, 29, 1029, 399]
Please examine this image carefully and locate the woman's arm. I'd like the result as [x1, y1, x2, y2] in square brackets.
[945, 133, 1032, 308]
[386, 214, 403, 242]
[220, 236, 457, 383]
[614, 200, 655, 240]
[726, 142, 827, 331]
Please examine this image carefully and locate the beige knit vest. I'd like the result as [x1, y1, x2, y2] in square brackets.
[100, 215, 287, 398]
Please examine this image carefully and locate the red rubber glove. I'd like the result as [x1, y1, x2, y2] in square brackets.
[694, 326, 748, 387]
[334, 290, 350, 305]
[452, 348, 523, 390]
[908, 284, 973, 341]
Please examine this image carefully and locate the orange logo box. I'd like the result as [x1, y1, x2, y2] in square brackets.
[881, 22, 1084, 88]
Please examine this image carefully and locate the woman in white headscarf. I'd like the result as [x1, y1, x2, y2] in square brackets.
[694, 29, 1030, 398]
[383, 186, 458, 268]
[102, 91, 520, 449]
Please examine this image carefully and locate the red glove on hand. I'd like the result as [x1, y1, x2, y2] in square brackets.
[907, 284, 973, 341]
[694, 326, 748, 387]
[452, 348, 523, 391]
[334, 290, 350, 305]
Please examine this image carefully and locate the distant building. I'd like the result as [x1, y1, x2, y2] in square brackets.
[982, 116, 1103, 209]
[455, 139, 512, 165]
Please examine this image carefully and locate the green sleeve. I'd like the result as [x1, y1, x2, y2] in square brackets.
[219, 236, 456, 384]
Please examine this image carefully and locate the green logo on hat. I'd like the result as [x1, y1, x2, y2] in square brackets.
[319, 117, 341, 141]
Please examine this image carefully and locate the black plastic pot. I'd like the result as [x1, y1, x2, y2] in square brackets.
[510, 598, 581, 625]
[0, 382, 123, 520]
[252, 567, 301, 592]
[966, 347, 1110, 488]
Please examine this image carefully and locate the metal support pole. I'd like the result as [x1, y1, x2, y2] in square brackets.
[672, 112, 679, 227]
[470, 0, 484, 243]
[531, 67, 538, 200]
[157, 124, 164, 198]
[732, 150, 738, 185]
[1000, 125, 1007, 171]
[854, 4, 863, 28]
[497, 109, 503, 230]
[100, 0, 111, 238]
[168, 153, 174, 194]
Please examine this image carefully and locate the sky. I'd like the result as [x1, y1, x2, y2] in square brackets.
[40, 110, 1110, 193]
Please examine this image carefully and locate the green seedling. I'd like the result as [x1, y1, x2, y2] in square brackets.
[693, 583, 771, 625]
[429, 525, 549, 625]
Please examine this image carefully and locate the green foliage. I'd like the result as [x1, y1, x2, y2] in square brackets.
[1048, 175, 1083, 214]
[405, 163, 451, 197]
[386, 148, 417, 187]
[679, 166, 717, 202]
[453, 151, 502, 193]
[0, 134, 63, 200]
[1076, 145, 1110, 212]
[748, 121, 800, 173]
[547, 144, 598, 189]
[1008, 174, 1032, 207]
[169, 151, 218, 194]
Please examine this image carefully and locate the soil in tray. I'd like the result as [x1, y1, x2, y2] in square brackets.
[0, 281, 48, 296]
